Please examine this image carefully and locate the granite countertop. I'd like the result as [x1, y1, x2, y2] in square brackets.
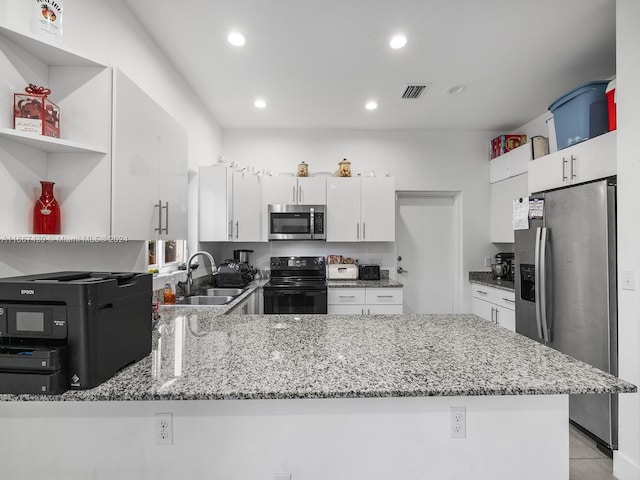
[469, 271, 515, 292]
[327, 279, 403, 288]
[2, 311, 634, 402]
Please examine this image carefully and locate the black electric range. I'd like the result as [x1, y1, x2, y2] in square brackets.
[263, 256, 327, 314]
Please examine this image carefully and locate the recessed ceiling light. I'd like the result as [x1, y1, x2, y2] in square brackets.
[389, 34, 408, 49]
[227, 31, 246, 47]
[365, 101, 378, 110]
[448, 85, 466, 95]
[254, 99, 267, 109]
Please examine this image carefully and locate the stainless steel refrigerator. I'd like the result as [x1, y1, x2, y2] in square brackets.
[514, 177, 618, 450]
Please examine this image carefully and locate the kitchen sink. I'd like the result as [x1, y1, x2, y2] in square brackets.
[205, 288, 246, 297]
[175, 295, 235, 306]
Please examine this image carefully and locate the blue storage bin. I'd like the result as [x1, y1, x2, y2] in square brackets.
[549, 81, 609, 150]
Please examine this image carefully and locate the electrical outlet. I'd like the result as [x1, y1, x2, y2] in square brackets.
[155, 412, 173, 445]
[622, 270, 636, 291]
[450, 407, 466, 438]
[484, 256, 491, 267]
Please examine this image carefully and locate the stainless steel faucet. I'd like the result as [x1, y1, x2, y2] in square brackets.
[185, 251, 216, 296]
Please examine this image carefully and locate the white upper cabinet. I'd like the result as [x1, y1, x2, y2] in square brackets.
[262, 175, 326, 206]
[111, 70, 188, 240]
[199, 165, 262, 242]
[489, 143, 531, 183]
[0, 25, 112, 237]
[326, 176, 395, 242]
[528, 131, 616, 193]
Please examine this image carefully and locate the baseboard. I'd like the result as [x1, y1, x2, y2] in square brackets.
[613, 451, 640, 480]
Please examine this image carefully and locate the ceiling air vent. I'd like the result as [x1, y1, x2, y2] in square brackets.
[401, 84, 430, 99]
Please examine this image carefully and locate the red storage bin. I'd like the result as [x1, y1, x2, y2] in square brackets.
[606, 79, 616, 131]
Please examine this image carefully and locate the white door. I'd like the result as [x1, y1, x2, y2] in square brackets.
[396, 193, 457, 314]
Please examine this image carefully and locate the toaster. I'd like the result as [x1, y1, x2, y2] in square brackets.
[358, 264, 380, 280]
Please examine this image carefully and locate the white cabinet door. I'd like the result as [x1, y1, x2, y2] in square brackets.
[361, 177, 395, 241]
[490, 173, 528, 243]
[472, 297, 494, 322]
[528, 150, 567, 193]
[297, 177, 327, 204]
[231, 171, 262, 242]
[327, 177, 360, 242]
[489, 155, 510, 183]
[112, 70, 188, 240]
[571, 131, 616, 185]
[199, 165, 231, 241]
[262, 176, 298, 206]
[496, 306, 516, 332]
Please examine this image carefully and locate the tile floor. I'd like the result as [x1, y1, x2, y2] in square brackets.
[570, 424, 616, 480]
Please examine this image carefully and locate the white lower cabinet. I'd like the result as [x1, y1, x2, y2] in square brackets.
[471, 283, 515, 332]
[328, 287, 403, 314]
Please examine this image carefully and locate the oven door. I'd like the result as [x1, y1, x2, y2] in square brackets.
[263, 288, 327, 314]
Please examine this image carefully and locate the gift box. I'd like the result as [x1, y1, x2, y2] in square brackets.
[490, 134, 527, 159]
[13, 84, 60, 138]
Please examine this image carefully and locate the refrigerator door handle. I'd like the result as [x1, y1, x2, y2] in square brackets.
[534, 227, 544, 340]
[539, 227, 550, 343]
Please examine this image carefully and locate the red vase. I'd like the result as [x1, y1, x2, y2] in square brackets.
[33, 181, 61, 234]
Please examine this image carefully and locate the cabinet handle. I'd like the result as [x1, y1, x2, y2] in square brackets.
[293, 186, 296, 203]
[162, 201, 169, 234]
[298, 185, 302, 203]
[154, 200, 163, 234]
[376, 295, 394, 298]
[339, 295, 356, 298]
[357, 222, 360, 240]
[502, 297, 515, 303]
[235, 221, 239, 239]
[562, 158, 568, 182]
[477, 290, 488, 295]
[361, 308, 364, 315]
[363, 222, 366, 240]
[228, 221, 233, 240]
[495, 308, 500, 325]
[570, 155, 577, 180]
[490, 307, 495, 323]
[367, 308, 371, 315]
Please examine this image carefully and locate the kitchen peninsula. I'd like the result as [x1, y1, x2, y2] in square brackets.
[1, 304, 635, 480]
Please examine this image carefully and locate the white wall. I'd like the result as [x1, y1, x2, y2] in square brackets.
[613, 1, 640, 478]
[216, 128, 495, 312]
[0, 0, 222, 276]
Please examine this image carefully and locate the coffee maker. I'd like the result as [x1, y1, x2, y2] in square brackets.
[493, 252, 514, 281]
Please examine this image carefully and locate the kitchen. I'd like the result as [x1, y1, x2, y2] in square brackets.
[0, 1, 639, 479]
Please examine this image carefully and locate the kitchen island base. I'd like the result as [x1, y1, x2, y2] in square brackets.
[1, 394, 569, 479]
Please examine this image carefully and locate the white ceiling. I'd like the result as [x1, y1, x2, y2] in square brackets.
[123, 0, 616, 131]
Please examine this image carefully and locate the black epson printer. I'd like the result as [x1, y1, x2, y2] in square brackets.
[0, 271, 152, 395]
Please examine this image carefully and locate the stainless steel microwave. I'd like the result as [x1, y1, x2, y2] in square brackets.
[268, 204, 326, 240]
